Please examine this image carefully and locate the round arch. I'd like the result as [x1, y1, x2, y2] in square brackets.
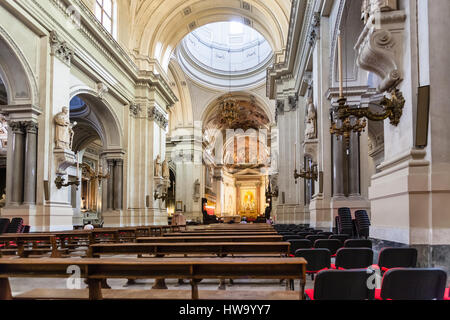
[69, 89, 123, 150]
[132, 0, 290, 71]
[0, 26, 38, 106]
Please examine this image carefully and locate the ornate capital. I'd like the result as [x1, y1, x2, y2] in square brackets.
[148, 106, 168, 129]
[8, 121, 24, 134]
[308, 12, 321, 47]
[49, 31, 74, 67]
[129, 103, 141, 117]
[24, 121, 38, 134]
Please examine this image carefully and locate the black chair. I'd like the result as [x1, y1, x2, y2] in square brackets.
[318, 232, 334, 237]
[288, 239, 312, 255]
[0, 218, 10, 234]
[337, 207, 353, 236]
[333, 248, 373, 270]
[305, 269, 375, 300]
[6, 217, 23, 233]
[295, 248, 331, 280]
[279, 231, 295, 235]
[21, 225, 30, 233]
[355, 210, 371, 239]
[329, 234, 350, 242]
[344, 239, 372, 249]
[296, 232, 314, 238]
[377, 247, 417, 272]
[376, 268, 447, 300]
[283, 235, 303, 241]
[305, 234, 328, 243]
[314, 239, 343, 256]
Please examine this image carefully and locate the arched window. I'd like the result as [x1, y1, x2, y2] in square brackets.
[95, 0, 116, 37]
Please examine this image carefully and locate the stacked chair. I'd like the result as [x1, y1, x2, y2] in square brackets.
[0, 218, 9, 234]
[354, 210, 371, 239]
[336, 207, 353, 237]
[6, 217, 23, 233]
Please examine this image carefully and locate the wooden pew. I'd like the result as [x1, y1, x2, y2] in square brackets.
[0, 234, 66, 258]
[0, 257, 307, 300]
[136, 235, 283, 243]
[86, 242, 290, 258]
[167, 232, 277, 237]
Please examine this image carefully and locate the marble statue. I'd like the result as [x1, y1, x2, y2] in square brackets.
[154, 155, 161, 177]
[54, 106, 77, 150]
[305, 97, 317, 140]
[162, 159, 170, 180]
[194, 179, 200, 197]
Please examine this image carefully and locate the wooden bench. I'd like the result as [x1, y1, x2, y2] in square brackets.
[86, 242, 290, 258]
[167, 232, 278, 237]
[0, 257, 307, 300]
[136, 235, 284, 243]
[0, 234, 67, 258]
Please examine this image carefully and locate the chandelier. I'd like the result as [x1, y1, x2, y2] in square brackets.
[220, 94, 239, 126]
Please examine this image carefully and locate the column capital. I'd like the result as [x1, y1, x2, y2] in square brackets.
[8, 121, 24, 134]
[23, 121, 38, 134]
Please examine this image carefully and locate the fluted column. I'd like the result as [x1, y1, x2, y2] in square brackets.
[23, 121, 38, 205]
[107, 159, 114, 210]
[9, 122, 25, 205]
[113, 159, 123, 210]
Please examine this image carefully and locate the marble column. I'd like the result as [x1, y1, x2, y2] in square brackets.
[23, 121, 38, 205]
[107, 159, 115, 210]
[332, 125, 345, 198]
[348, 129, 361, 197]
[9, 122, 25, 205]
[113, 159, 123, 210]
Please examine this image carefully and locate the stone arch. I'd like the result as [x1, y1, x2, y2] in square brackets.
[0, 26, 38, 106]
[69, 88, 123, 150]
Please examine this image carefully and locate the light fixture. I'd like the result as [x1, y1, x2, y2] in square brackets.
[329, 34, 405, 148]
[220, 94, 239, 126]
[294, 164, 318, 184]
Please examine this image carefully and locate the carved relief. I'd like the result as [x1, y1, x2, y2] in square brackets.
[96, 82, 108, 99]
[148, 106, 168, 129]
[49, 31, 74, 66]
[356, 1, 405, 92]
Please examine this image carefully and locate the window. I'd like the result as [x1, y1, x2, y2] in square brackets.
[95, 0, 115, 35]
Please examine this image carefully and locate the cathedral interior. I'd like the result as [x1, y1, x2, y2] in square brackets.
[0, 0, 449, 304]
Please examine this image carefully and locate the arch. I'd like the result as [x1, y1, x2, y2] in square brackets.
[131, 0, 290, 71]
[0, 25, 38, 106]
[201, 91, 274, 126]
[69, 88, 123, 150]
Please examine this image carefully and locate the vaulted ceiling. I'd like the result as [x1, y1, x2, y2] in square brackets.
[120, 0, 291, 70]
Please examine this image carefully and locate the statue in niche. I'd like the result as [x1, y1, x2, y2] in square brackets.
[305, 97, 317, 140]
[54, 106, 77, 150]
[154, 155, 162, 177]
[162, 159, 170, 180]
[0, 193, 5, 208]
[193, 179, 200, 198]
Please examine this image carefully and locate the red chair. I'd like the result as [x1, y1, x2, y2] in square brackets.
[444, 288, 450, 300]
[375, 268, 447, 300]
[313, 239, 342, 257]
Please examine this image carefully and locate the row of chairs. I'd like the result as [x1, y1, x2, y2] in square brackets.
[288, 238, 372, 256]
[305, 268, 447, 300]
[295, 247, 417, 279]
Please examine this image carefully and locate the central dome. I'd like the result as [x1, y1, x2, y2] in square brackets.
[177, 21, 274, 89]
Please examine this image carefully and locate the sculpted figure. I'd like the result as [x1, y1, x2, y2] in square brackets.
[54, 107, 76, 150]
[154, 155, 161, 177]
[162, 159, 170, 180]
[305, 97, 317, 140]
